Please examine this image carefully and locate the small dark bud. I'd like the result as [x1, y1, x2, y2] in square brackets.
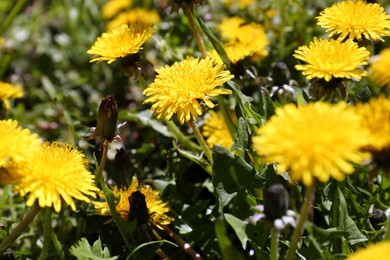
[96, 94, 118, 142]
[128, 190, 149, 226]
[271, 62, 290, 87]
[370, 209, 387, 230]
[264, 184, 289, 221]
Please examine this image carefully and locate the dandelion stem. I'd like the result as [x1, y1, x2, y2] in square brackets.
[278, 0, 286, 60]
[163, 225, 203, 260]
[165, 120, 201, 152]
[183, 6, 207, 58]
[38, 208, 52, 260]
[51, 225, 65, 260]
[95, 139, 109, 186]
[286, 182, 316, 260]
[0, 0, 27, 34]
[188, 119, 213, 164]
[0, 204, 41, 255]
[270, 226, 280, 260]
[385, 217, 390, 240]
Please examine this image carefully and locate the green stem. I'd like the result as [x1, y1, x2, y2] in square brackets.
[165, 120, 201, 152]
[278, 0, 286, 60]
[0, 0, 27, 34]
[183, 6, 207, 58]
[217, 96, 236, 139]
[385, 217, 390, 240]
[51, 226, 65, 260]
[136, 69, 148, 89]
[187, 118, 213, 164]
[38, 208, 52, 260]
[270, 226, 280, 260]
[95, 139, 109, 186]
[286, 182, 316, 260]
[0, 204, 41, 255]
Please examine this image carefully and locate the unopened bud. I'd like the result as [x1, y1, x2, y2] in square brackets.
[370, 209, 386, 230]
[128, 190, 149, 225]
[264, 184, 289, 221]
[96, 94, 118, 142]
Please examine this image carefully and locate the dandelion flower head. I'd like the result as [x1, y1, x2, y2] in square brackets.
[12, 142, 99, 212]
[0, 81, 24, 109]
[209, 42, 258, 64]
[252, 102, 368, 186]
[0, 119, 40, 169]
[94, 177, 173, 229]
[143, 57, 234, 125]
[87, 23, 156, 64]
[294, 37, 370, 82]
[347, 240, 390, 260]
[203, 110, 234, 149]
[102, 0, 132, 19]
[369, 48, 390, 89]
[317, 0, 390, 41]
[106, 8, 160, 31]
[355, 96, 390, 153]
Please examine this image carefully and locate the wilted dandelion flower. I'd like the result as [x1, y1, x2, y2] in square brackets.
[252, 102, 368, 186]
[94, 177, 173, 229]
[347, 240, 390, 260]
[11, 142, 99, 212]
[102, 0, 132, 20]
[369, 48, 390, 89]
[317, 0, 390, 41]
[106, 8, 161, 31]
[0, 81, 24, 109]
[143, 57, 234, 125]
[87, 24, 156, 64]
[0, 119, 40, 169]
[294, 37, 370, 82]
[202, 110, 234, 149]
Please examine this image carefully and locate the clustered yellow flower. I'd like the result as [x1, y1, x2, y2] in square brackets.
[106, 8, 160, 31]
[294, 37, 370, 82]
[94, 177, 173, 229]
[317, 0, 390, 41]
[369, 48, 390, 89]
[252, 102, 368, 186]
[0, 81, 24, 109]
[347, 240, 390, 260]
[102, 0, 132, 20]
[143, 57, 234, 124]
[87, 23, 156, 64]
[202, 110, 234, 149]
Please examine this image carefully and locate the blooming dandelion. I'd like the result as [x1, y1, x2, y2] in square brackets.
[208, 42, 258, 64]
[0, 81, 24, 110]
[11, 142, 99, 212]
[202, 110, 234, 149]
[102, 0, 132, 20]
[142, 57, 234, 125]
[317, 0, 390, 41]
[294, 37, 370, 82]
[252, 102, 368, 186]
[106, 8, 161, 31]
[369, 48, 390, 89]
[347, 240, 390, 260]
[87, 24, 156, 64]
[94, 177, 173, 229]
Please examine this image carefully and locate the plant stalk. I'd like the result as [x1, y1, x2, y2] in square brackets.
[187, 119, 213, 164]
[95, 139, 109, 186]
[38, 208, 52, 260]
[270, 226, 280, 260]
[183, 6, 207, 58]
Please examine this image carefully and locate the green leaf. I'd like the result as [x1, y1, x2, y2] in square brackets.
[350, 86, 371, 104]
[231, 117, 249, 156]
[197, 17, 230, 68]
[224, 213, 249, 249]
[126, 240, 178, 260]
[177, 147, 212, 175]
[69, 237, 119, 259]
[215, 217, 246, 260]
[260, 87, 275, 119]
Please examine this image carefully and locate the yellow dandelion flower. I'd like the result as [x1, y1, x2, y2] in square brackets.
[218, 17, 246, 41]
[202, 110, 234, 149]
[102, 0, 132, 20]
[209, 42, 258, 64]
[347, 241, 390, 260]
[369, 48, 390, 89]
[0, 81, 24, 109]
[356, 96, 390, 153]
[0, 37, 4, 47]
[0, 119, 40, 169]
[222, 0, 255, 9]
[87, 24, 156, 64]
[11, 142, 99, 212]
[317, 0, 390, 41]
[106, 8, 161, 31]
[294, 37, 370, 82]
[142, 57, 234, 125]
[252, 102, 368, 187]
[94, 177, 173, 229]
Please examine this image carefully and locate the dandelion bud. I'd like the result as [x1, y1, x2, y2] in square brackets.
[263, 184, 289, 221]
[128, 190, 149, 225]
[96, 94, 118, 142]
[271, 62, 290, 87]
[370, 209, 386, 230]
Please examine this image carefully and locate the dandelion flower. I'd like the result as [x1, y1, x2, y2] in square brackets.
[347, 240, 390, 260]
[102, 0, 132, 20]
[252, 102, 368, 186]
[12, 142, 99, 212]
[356, 96, 390, 154]
[94, 177, 173, 229]
[87, 24, 156, 64]
[218, 17, 246, 41]
[142, 57, 234, 125]
[0, 81, 24, 109]
[0, 119, 40, 169]
[369, 48, 390, 89]
[317, 0, 390, 41]
[106, 8, 160, 31]
[294, 37, 370, 82]
[209, 42, 258, 64]
[202, 110, 234, 149]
